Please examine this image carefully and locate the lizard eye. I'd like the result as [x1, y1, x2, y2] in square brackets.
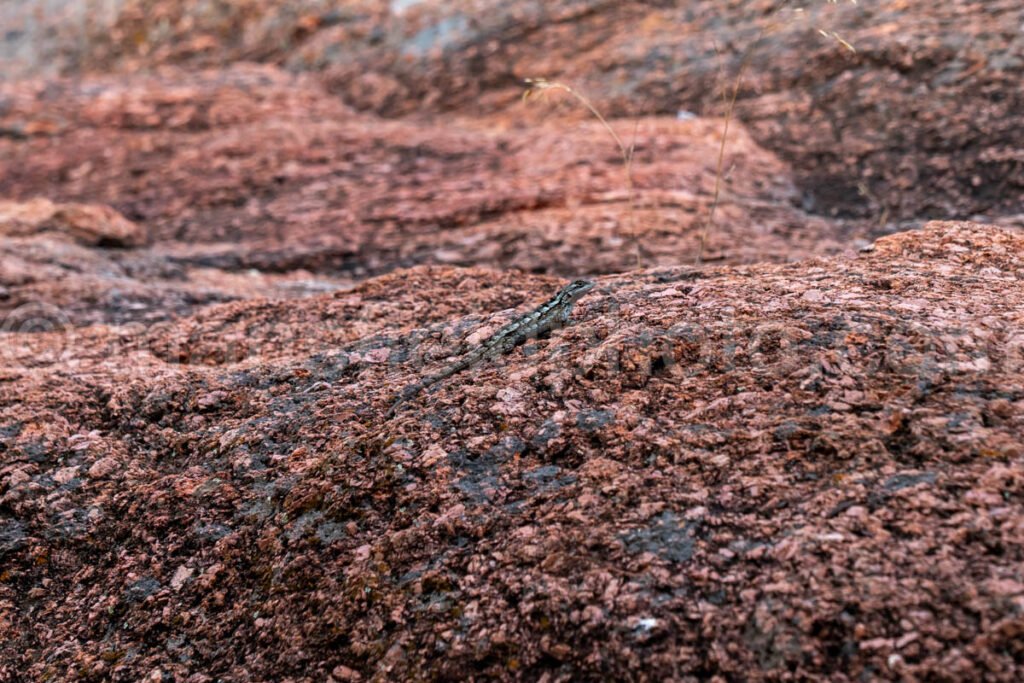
[572, 280, 593, 292]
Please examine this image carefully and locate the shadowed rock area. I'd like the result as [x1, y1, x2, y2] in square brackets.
[1, 1, 1022, 681]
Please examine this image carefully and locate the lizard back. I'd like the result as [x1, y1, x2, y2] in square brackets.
[387, 279, 595, 416]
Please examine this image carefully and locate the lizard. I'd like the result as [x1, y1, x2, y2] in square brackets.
[387, 279, 596, 416]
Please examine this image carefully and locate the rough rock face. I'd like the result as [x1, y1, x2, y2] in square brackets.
[36, 0, 1024, 224]
[1, 2, 1023, 681]
[1, 222, 1022, 680]
[0, 198, 146, 248]
[0, 64, 861, 332]
[0, 65, 852, 279]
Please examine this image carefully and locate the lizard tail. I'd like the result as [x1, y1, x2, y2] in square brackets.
[386, 382, 424, 418]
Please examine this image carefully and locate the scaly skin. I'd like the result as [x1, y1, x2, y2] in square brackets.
[388, 279, 596, 416]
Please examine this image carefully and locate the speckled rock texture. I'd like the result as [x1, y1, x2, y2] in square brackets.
[1, 1, 1023, 681]
[1, 222, 1022, 681]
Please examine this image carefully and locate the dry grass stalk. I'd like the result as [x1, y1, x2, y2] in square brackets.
[697, 0, 858, 263]
[523, 78, 643, 269]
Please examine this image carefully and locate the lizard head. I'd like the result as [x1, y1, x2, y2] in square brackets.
[560, 279, 596, 303]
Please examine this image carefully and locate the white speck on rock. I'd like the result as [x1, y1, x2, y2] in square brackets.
[171, 565, 194, 590]
[637, 617, 659, 632]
